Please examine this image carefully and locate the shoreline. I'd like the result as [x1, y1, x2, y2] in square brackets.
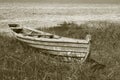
[0, 19, 120, 33]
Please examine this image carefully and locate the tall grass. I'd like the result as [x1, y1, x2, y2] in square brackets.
[0, 21, 120, 80]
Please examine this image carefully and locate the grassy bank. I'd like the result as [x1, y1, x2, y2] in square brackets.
[0, 21, 120, 80]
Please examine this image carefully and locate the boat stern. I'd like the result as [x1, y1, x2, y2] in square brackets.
[8, 24, 23, 33]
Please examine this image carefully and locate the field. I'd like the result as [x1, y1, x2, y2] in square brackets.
[0, 3, 120, 80]
[0, 21, 120, 80]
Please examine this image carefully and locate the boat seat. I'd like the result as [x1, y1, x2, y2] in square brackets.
[11, 27, 23, 33]
[49, 35, 54, 38]
[38, 34, 61, 39]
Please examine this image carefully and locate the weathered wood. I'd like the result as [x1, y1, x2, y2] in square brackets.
[17, 36, 89, 48]
[8, 24, 91, 62]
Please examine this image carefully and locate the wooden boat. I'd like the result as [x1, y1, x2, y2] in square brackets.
[8, 24, 91, 62]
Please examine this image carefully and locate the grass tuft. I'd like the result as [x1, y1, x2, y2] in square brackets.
[0, 21, 120, 80]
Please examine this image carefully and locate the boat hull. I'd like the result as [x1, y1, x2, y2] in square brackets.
[8, 24, 91, 62]
[16, 34, 90, 62]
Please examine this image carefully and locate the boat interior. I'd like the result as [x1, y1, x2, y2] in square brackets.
[8, 24, 60, 39]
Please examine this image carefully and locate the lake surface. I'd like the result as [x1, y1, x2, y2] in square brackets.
[0, 3, 120, 30]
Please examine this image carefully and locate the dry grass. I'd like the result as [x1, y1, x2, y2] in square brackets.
[0, 21, 120, 80]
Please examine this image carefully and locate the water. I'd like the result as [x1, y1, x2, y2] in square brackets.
[0, 3, 120, 30]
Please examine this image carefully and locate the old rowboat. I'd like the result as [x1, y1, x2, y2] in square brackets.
[8, 24, 91, 62]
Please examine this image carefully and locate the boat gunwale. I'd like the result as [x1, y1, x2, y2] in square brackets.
[16, 33, 89, 44]
[12, 26, 90, 43]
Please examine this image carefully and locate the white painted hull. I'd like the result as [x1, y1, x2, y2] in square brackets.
[9, 24, 91, 62]
[16, 33, 90, 61]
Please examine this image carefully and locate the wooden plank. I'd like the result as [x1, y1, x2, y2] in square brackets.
[35, 48, 87, 57]
[17, 33, 89, 44]
[28, 43, 88, 53]
[17, 37, 90, 48]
